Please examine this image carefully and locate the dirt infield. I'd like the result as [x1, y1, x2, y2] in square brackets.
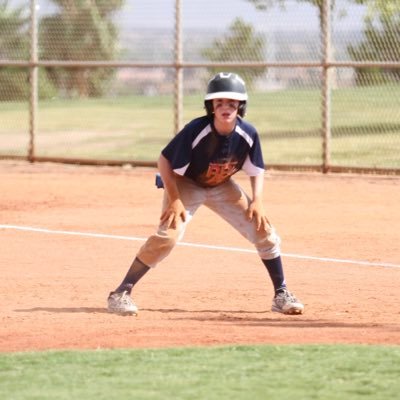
[1, 161, 399, 352]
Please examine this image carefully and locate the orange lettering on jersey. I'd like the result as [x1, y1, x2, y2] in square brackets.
[201, 161, 239, 186]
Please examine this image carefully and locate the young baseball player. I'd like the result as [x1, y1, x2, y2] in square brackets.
[108, 72, 304, 315]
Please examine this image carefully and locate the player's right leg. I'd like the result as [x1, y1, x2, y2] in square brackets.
[107, 257, 149, 315]
[205, 179, 304, 315]
[107, 177, 205, 314]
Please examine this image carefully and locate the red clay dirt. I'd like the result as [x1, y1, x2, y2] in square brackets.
[0, 161, 399, 352]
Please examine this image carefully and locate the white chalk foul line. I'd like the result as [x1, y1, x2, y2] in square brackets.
[1, 224, 399, 269]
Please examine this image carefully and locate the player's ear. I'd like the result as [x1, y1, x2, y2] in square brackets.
[238, 101, 247, 117]
[204, 100, 214, 117]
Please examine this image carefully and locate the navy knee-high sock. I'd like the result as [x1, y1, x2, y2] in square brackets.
[262, 256, 287, 294]
[114, 257, 150, 294]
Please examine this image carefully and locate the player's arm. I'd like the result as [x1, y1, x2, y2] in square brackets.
[157, 154, 186, 229]
[247, 173, 270, 231]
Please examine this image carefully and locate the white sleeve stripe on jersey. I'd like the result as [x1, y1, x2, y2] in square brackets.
[192, 124, 212, 149]
[242, 155, 265, 176]
[235, 126, 254, 147]
[173, 163, 190, 176]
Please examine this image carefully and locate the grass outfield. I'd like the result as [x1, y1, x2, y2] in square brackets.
[0, 85, 399, 167]
[0, 345, 399, 400]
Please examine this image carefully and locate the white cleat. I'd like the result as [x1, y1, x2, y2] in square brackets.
[107, 290, 138, 315]
[272, 289, 304, 315]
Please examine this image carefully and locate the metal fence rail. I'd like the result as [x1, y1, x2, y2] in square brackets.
[0, 0, 399, 174]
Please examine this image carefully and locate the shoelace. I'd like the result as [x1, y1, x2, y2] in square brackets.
[119, 291, 134, 305]
[277, 290, 297, 302]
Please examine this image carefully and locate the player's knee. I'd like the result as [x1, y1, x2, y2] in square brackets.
[161, 236, 178, 252]
[254, 229, 281, 259]
[137, 235, 177, 268]
[256, 243, 280, 259]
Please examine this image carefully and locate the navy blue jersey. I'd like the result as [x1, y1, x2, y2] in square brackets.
[161, 116, 265, 187]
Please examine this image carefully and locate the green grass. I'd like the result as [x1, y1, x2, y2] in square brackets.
[0, 345, 399, 400]
[0, 85, 399, 168]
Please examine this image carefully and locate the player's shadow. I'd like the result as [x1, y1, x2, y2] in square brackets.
[142, 308, 266, 314]
[13, 307, 396, 331]
[14, 307, 266, 315]
[143, 307, 308, 324]
[14, 307, 109, 314]
[142, 308, 393, 329]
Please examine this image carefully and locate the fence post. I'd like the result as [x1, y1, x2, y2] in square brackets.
[174, 0, 183, 134]
[29, 0, 38, 162]
[321, 0, 332, 173]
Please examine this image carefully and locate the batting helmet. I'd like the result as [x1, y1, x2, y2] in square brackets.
[204, 72, 248, 117]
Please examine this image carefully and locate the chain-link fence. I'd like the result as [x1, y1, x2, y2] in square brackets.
[0, 0, 399, 174]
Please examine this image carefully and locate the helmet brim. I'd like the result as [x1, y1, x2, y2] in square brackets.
[204, 91, 248, 101]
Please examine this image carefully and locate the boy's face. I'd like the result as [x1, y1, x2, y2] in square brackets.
[212, 98, 240, 124]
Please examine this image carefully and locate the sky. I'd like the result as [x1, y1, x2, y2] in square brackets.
[115, 0, 367, 32]
[18, 0, 367, 33]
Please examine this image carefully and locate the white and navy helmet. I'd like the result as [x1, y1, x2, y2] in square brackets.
[204, 72, 248, 117]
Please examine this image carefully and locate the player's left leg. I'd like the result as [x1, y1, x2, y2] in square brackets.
[108, 177, 205, 314]
[205, 179, 304, 315]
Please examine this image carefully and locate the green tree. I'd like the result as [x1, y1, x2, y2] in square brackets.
[245, 0, 285, 10]
[353, 0, 400, 17]
[40, 0, 124, 98]
[0, 0, 29, 101]
[245, 0, 400, 88]
[246, 0, 400, 36]
[348, 9, 400, 85]
[246, 0, 337, 29]
[202, 18, 267, 88]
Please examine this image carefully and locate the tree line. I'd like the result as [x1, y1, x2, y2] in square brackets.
[1, 0, 399, 101]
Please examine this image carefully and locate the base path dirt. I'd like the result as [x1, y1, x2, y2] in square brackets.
[0, 161, 399, 352]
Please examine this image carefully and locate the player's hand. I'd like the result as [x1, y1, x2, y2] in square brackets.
[247, 199, 270, 231]
[160, 198, 187, 229]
